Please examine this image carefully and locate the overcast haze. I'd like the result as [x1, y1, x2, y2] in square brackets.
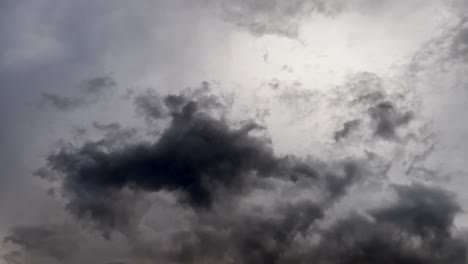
[1, 0, 468, 263]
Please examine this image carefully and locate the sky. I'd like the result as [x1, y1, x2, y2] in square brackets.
[1, 0, 468, 263]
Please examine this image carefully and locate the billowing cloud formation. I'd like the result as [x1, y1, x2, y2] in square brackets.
[5, 181, 466, 264]
[174, 185, 465, 264]
[312, 184, 465, 264]
[37, 91, 360, 232]
[2, 0, 468, 263]
[3, 88, 466, 264]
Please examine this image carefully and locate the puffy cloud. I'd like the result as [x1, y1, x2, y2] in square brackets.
[2, 1, 467, 264]
[38, 91, 361, 232]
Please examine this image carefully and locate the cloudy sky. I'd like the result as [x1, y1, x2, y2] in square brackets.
[1, 0, 468, 263]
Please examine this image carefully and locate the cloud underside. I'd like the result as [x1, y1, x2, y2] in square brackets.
[4, 89, 467, 264]
[2, 1, 468, 263]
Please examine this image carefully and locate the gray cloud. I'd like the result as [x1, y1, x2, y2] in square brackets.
[372, 184, 460, 239]
[5, 86, 466, 264]
[41, 93, 84, 111]
[41, 75, 116, 111]
[36, 91, 361, 233]
[1, 1, 467, 264]
[134, 90, 167, 121]
[6, 183, 465, 264]
[217, 0, 435, 38]
[291, 184, 466, 264]
[0, 1, 219, 253]
[218, 0, 342, 38]
[4, 225, 79, 261]
[81, 76, 116, 95]
[334, 119, 361, 141]
[330, 72, 416, 142]
[450, 23, 468, 62]
[369, 101, 414, 139]
[165, 200, 324, 264]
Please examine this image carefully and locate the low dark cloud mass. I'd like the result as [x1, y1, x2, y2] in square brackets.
[38, 91, 359, 232]
[372, 184, 460, 239]
[2, 1, 467, 263]
[312, 184, 466, 264]
[166, 201, 325, 264]
[3, 89, 467, 264]
[5, 181, 466, 264]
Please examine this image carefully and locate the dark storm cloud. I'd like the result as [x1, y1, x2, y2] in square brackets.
[167, 200, 324, 264]
[149, 184, 467, 264]
[309, 184, 466, 264]
[371, 184, 460, 239]
[37, 91, 360, 232]
[1, 1, 465, 263]
[6, 184, 467, 264]
[5, 86, 468, 264]
[334, 119, 361, 141]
